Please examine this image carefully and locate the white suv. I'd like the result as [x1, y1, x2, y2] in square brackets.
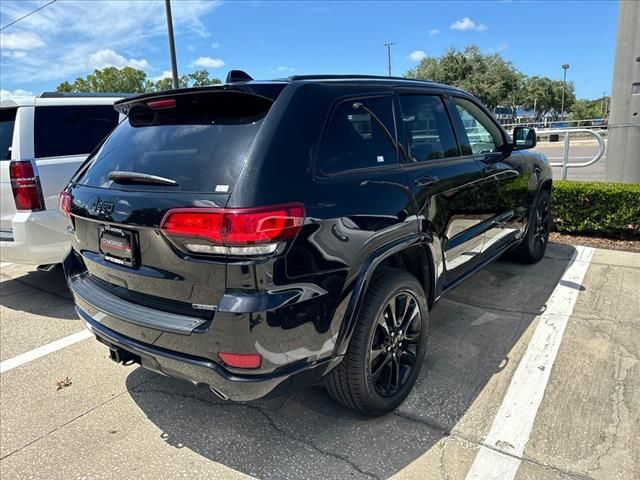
[0, 93, 125, 266]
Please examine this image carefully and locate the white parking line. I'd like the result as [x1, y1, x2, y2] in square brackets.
[0, 329, 93, 374]
[0, 261, 12, 269]
[465, 246, 595, 480]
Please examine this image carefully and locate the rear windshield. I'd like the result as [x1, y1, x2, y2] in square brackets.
[76, 91, 272, 192]
[34, 105, 120, 158]
[0, 108, 17, 161]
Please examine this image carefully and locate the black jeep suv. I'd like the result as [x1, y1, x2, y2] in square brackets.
[62, 73, 552, 416]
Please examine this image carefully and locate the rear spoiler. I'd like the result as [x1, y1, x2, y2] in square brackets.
[114, 83, 286, 114]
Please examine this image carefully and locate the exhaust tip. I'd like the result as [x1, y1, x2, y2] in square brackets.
[37, 263, 58, 272]
[209, 385, 228, 400]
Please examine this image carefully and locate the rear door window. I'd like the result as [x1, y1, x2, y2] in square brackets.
[399, 95, 459, 161]
[34, 105, 119, 158]
[318, 96, 397, 175]
[0, 108, 17, 161]
[76, 91, 273, 192]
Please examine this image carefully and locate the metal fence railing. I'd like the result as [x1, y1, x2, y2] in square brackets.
[535, 128, 606, 180]
[500, 118, 609, 131]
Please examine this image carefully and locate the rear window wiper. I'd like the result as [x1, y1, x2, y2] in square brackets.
[108, 171, 178, 186]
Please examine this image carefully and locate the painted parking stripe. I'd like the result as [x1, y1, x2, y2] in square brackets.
[0, 262, 12, 268]
[465, 246, 595, 480]
[0, 329, 93, 374]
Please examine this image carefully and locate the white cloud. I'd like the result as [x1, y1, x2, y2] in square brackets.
[88, 49, 150, 70]
[0, 0, 221, 86]
[450, 17, 487, 31]
[0, 89, 34, 101]
[152, 70, 174, 82]
[429, 29, 440, 36]
[0, 32, 45, 50]
[187, 44, 195, 52]
[1, 50, 28, 59]
[275, 66, 296, 73]
[211, 42, 220, 49]
[409, 50, 427, 62]
[191, 56, 225, 68]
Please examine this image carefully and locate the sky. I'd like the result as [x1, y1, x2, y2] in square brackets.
[0, 0, 619, 102]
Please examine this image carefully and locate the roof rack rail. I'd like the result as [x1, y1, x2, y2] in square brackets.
[39, 92, 136, 98]
[286, 74, 434, 83]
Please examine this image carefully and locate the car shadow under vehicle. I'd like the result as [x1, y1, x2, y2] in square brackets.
[125, 243, 578, 480]
[0, 264, 76, 320]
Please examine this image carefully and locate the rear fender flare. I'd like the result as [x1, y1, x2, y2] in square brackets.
[333, 234, 436, 358]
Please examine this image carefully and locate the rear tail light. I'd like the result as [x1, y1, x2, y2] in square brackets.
[59, 191, 72, 217]
[9, 161, 44, 211]
[160, 203, 305, 256]
[218, 352, 262, 369]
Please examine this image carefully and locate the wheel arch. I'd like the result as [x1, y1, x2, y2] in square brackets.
[540, 178, 552, 195]
[333, 235, 436, 358]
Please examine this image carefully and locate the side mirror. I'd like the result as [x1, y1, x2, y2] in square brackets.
[512, 126, 537, 150]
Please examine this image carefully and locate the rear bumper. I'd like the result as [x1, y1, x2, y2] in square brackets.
[78, 306, 332, 401]
[0, 210, 69, 265]
[64, 248, 342, 401]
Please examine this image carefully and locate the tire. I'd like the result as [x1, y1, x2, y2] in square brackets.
[324, 269, 429, 416]
[511, 188, 551, 264]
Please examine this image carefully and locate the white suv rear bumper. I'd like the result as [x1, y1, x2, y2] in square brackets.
[0, 210, 70, 265]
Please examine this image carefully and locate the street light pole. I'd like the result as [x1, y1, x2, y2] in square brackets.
[383, 42, 395, 77]
[560, 63, 570, 120]
[164, 0, 179, 89]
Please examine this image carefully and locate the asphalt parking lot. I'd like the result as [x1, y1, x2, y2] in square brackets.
[1, 243, 638, 480]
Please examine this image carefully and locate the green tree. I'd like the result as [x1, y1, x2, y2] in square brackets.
[521, 76, 575, 121]
[570, 100, 596, 124]
[406, 45, 523, 110]
[188, 70, 219, 87]
[56, 81, 75, 92]
[56, 67, 221, 94]
[145, 69, 221, 92]
[570, 96, 610, 124]
[56, 66, 149, 93]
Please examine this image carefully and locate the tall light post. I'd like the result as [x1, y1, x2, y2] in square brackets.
[383, 42, 395, 77]
[560, 63, 570, 120]
[164, 0, 179, 89]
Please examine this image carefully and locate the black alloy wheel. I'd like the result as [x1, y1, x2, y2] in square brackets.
[533, 196, 551, 257]
[511, 188, 552, 264]
[370, 291, 422, 397]
[324, 269, 429, 416]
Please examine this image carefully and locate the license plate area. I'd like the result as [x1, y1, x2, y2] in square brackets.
[99, 225, 138, 268]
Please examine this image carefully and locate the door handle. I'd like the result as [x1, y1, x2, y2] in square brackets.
[414, 175, 439, 187]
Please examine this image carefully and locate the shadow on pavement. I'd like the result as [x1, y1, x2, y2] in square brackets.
[126, 243, 579, 479]
[0, 264, 76, 320]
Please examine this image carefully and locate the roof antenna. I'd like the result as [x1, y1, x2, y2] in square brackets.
[225, 70, 253, 83]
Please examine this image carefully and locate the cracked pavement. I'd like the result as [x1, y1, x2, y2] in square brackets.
[1, 243, 638, 479]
